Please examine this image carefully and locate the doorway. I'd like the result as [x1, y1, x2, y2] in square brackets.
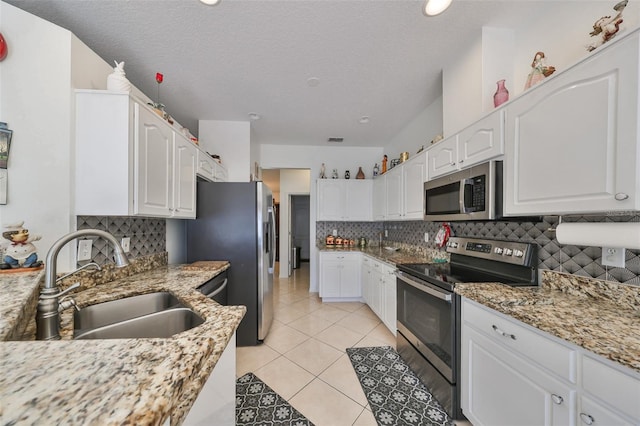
[290, 194, 310, 263]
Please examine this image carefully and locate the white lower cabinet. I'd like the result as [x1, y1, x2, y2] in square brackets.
[361, 255, 396, 335]
[319, 252, 361, 300]
[182, 333, 236, 425]
[461, 299, 640, 426]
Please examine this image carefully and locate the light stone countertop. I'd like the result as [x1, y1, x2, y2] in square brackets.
[455, 270, 640, 372]
[0, 261, 245, 426]
[318, 243, 448, 266]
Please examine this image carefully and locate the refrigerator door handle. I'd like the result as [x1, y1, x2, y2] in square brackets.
[268, 205, 276, 271]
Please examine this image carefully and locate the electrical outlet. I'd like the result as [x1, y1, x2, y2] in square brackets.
[77, 239, 93, 261]
[424, 232, 429, 242]
[121, 237, 131, 253]
[601, 247, 625, 268]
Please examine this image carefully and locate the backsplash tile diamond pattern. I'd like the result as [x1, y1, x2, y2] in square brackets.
[76, 216, 166, 267]
[318, 213, 639, 286]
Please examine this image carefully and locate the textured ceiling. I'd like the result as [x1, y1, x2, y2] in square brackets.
[3, 0, 614, 147]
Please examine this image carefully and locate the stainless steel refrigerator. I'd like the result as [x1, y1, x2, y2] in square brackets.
[186, 181, 275, 346]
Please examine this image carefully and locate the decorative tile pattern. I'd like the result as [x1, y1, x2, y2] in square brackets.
[347, 346, 450, 426]
[76, 216, 166, 267]
[319, 213, 639, 285]
[236, 372, 313, 426]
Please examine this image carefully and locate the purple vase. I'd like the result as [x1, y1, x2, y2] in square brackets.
[493, 79, 509, 107]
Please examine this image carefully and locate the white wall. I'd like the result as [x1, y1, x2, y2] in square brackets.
[198, 120, 251, 182]
[166, 219, 187, 265]
[0, 4, 110, 271]
[278, 169, 310, 278]
[260, 144, 382, 291]
[384, 96, 443, 156]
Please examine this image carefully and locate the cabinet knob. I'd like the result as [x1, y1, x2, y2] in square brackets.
[580, 413, 594, 425]
[459, 159, 464, 163]
[551, 394, 563, 405]
[614, 192, 629, 201]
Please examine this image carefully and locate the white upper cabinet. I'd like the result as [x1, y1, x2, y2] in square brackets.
[504, 30, 640, 215]
[372, 174, 387, 220]
[75, 90, 197, 218]
[317, 179, 372, 221]
[428, 111, 504, 180]
[402, 152, 427, 219]
[384, 167, 403, 220]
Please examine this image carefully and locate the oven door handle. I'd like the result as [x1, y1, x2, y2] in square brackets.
[395, 271, 452, 303]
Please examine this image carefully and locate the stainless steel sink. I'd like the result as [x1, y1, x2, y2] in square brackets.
[74, 308, 204, 340]
[74, 291, 186, 331]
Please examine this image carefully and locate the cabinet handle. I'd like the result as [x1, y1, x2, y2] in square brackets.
[551, 394, 563, 405]
[580, 413, 594, 425]
[459, 159, 464, 163]
[614, 192, 629, 201]
[492, 324, 516, 340]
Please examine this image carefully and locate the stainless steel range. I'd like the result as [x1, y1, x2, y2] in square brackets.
[395, 236, 538, 420]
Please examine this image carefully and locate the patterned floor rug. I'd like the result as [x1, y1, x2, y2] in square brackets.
[346, 346, 451, 426]
[236, 372, 314, 426]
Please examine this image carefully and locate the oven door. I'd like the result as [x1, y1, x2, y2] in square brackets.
[396, 271, 457, 382]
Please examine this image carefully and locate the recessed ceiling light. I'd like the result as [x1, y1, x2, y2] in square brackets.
[248, 112, 261, 120]
[327, 137, 344, 143]
[423, 0, 452, 16]
[359, 116, 370, 124]
[307, 77, 320, 87]
[200, 0, 221, 5]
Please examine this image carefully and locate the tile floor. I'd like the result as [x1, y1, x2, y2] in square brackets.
[236, 262, 395, 426]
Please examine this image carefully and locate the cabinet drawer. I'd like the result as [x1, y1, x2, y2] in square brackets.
[578, 395, 635, 426]
[581, 355, 640, 421]
[463, 300, 575, 382]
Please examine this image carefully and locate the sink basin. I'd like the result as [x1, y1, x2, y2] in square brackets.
[74, 308, 204, 340]
[74, 291, 186, 331]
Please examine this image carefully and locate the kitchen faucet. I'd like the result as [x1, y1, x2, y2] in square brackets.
[36, 229, 130, 340]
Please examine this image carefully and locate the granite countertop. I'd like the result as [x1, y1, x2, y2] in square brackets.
[456, 270, 640, 372]
[318, 244, 448, 266]
[0, 261, 245, 426]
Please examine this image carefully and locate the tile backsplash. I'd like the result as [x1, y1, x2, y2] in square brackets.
[76, 216, 166, 267]
[318, 213, 640, 285]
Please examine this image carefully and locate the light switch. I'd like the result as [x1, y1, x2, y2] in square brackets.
[77, 239, 93, 261]
[121, 237, 130, 253]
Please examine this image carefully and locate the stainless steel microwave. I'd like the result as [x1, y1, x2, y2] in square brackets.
[424, 160, 503, 221]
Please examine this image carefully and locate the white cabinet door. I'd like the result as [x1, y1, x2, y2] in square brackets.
[578, 396, 635, 426]
[319, 258, 342, 298]
[135, 104, 173, 217]
[462, 325, 572, 426]
[385, 168, 403, 220]
[428, 135, 458, 179]
[340, 255, 362, 298]
[183, 333, 236, 425]
[345, 180, 372, 221]
[317, 180, 345, 220]
[402, 153, 427, 219]
[173, 137, 197, 218]
[196, 149, 216, 182]
[457, 110, 504, 168]
[505, 32, 640, 215]
[319, 252, 361, 299]
[372, 176, 386, 220]
[361, 256, 372, 305]
[381, 264, 396, 336]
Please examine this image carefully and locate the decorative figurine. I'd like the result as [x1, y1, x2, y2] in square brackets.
[524, 52, 556, 90]
[345, 170, 350, 179]
[106, 60, 132, 92]
[373, 163, 380, 177]
[331, 169, 339, 179]
[320, 163, 326, 179]
[382, 155, 388, 174]
[356, 167, 365, 179]
[0, 221, 43, 270]
[587, 0, 628, 52]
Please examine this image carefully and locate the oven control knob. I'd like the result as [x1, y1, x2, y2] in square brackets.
[494, 247, 503, 255]
[504, 248, 513, 256]
[513, 249, 524, 258]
